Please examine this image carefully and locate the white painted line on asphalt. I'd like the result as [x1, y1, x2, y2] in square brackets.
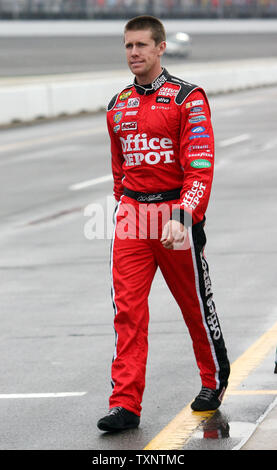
[232, 396, 277, 450]
[0, 145, 80, 166]
[216, 108, 242, 118]
[69, 174, 113, 191]
[218, 134, 251, 147]
[261, 138, 277, 151]
[0, 392, 87, 399]
[215, 145, 251, 169]
[0, 126, 106, 154]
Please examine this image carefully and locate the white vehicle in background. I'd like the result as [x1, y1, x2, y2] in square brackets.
[165, 32, 192, 57]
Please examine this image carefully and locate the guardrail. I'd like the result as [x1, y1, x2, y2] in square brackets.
[1, 57, 277, 126]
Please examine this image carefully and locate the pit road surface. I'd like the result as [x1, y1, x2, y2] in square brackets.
[0, 86, 277, 450]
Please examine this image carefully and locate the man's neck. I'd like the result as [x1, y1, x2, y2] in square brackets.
[135, 66, 163, 86]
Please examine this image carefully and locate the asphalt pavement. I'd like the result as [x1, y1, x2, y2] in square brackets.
[0, 86, 277, 450]
[0, 32, 277, 77]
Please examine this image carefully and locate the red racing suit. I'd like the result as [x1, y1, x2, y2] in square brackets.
[107, 68, 230, 416]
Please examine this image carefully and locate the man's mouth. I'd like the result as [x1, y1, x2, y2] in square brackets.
[131, 61, 144, 66]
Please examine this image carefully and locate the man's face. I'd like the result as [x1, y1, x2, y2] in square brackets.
[124, 29, 165, 80]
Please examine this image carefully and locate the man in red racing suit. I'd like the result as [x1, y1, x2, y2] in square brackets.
[97, 16, 230, 433]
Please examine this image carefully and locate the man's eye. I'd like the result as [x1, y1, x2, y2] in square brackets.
[125, 42, 146, 49]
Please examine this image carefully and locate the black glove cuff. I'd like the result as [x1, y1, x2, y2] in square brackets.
[170, 208, 192, 228]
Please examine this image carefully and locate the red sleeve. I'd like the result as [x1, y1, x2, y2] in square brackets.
[172, 89, 215, 226]
[106, 112, 125, 202]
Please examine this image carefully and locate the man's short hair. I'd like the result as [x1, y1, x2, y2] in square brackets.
[124, 15, 166, 45]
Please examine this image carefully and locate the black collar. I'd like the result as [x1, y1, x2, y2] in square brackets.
[134, 68, 170, 95]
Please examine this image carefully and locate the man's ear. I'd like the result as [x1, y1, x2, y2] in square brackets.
[157, 41, 166, 57]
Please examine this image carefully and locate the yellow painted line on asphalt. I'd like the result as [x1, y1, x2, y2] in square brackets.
[227, 320, 277, 392]
[0, 126, 105, 154]
[144, 320, 277, 450]
[144, 406, 216, 451]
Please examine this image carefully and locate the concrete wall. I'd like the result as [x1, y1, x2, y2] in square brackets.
[1, 57, 277, 125]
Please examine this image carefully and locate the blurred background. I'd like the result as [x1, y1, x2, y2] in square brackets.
[1, 0, 277, 19]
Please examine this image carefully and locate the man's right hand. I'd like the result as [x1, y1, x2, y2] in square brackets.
[160, 219, 188, 250]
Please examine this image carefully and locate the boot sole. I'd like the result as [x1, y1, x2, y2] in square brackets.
[191, 401, 221, 412]
[97, 421, 139, 432]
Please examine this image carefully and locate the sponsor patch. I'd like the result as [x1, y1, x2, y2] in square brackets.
[189, 112, 206, 117]
[119, 90, 132, 101]
[188, 144, 210, 151]
[186, 100, 204, 109]
[152, 74, 167, 90]
[156, 96, 171, 104]
[190, 159, 212, 168]
[189, 134, 210, 140]
[115, 102, 125, 108]
[191, 126, 206, 134]
[121, 122, 137, 131]
[151, 105, 170, 111]
[188, 152, 213, 158]
[158, 87, 178, 97]
[113, 111, 123, 123]
[113, 125, 120, 133]
[182, 180, 206, 210]
[127, 97, 140, 108]
[190, 106, 203, 113]
[189, 115, 207, 124]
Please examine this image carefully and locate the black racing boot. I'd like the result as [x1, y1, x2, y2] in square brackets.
[191, 386, 227, 412]
[97, 406, 140, 432]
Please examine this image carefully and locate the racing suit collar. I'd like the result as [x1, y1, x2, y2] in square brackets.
[134, 68, 170, 95]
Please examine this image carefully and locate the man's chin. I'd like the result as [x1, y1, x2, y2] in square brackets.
[130, 63, 146, 75]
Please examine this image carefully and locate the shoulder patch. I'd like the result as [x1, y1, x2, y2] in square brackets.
[107, 94, 118, 112]
[167, 75, 198, 105]
[107, 84, 133, 111]
[176, 83, 199, 105]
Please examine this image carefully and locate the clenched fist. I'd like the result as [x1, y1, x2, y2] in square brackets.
[160, 220, 188, 250]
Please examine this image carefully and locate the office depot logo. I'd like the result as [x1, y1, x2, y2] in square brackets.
[182, 180, 206, 210]
[119, 133, 175, 166]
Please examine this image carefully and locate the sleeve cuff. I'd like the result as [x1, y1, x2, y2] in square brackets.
[170, 208, 192, 228]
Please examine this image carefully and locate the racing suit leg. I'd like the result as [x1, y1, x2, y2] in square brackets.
[153, 218, 230, 391]
[109, 201, 157, 416]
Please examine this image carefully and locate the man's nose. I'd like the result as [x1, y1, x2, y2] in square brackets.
[130, 46, 139, 56]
